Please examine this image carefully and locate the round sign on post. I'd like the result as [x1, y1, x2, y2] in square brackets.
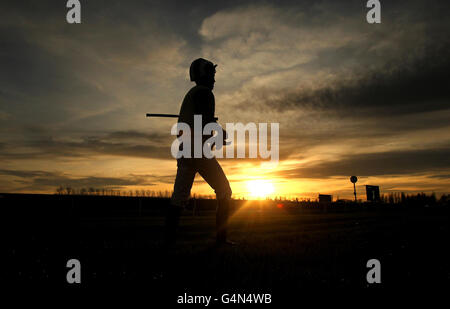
[350, 176, 358, 202]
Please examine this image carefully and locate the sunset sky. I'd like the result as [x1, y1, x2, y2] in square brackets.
[1, 0, 449, 200]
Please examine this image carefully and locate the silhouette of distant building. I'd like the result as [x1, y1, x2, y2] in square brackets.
[365, 185, 380, 202]
[318, 194, 332, 204]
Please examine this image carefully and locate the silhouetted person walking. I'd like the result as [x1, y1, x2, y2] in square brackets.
[165, 58, 233, 246]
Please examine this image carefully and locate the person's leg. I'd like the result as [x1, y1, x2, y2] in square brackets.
[196, 158, 232, 243]
[165, 159, 196, 246]
[216, 198, 231, 243]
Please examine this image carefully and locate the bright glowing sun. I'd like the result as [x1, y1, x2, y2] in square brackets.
[246, 179, 275, 199]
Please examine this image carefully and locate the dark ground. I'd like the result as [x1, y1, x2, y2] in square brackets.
[3, 193, 449, 301]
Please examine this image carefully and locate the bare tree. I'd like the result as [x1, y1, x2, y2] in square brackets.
[56, 185, 64, 195]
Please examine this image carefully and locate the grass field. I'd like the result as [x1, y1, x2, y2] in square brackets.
[4, 193, 449, 295]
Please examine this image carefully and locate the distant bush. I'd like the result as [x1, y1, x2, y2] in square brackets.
[54, 185, 449, 208]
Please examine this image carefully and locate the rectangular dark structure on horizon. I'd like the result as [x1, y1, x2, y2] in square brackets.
[319, 194, 332, 203]
[365, 185, 380, 202]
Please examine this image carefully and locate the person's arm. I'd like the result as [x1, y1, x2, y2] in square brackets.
[200, 89, 216, 124]
[195, 88, 228, 145]
[194, 88, 215, 135]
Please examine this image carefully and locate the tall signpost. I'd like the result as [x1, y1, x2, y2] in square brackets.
[350, 176, 358, 202]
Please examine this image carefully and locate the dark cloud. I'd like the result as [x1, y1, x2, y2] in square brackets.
[0, 130, 173, 161]
[0, 168, 157, 191]
[128, 173, 175, 184]
[241, 44, 450, 117]
[427, 174, 450, 180]
[27, 136, 172, 160]
[106, 130, 168, 143]
[274, 147, 450, 179]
